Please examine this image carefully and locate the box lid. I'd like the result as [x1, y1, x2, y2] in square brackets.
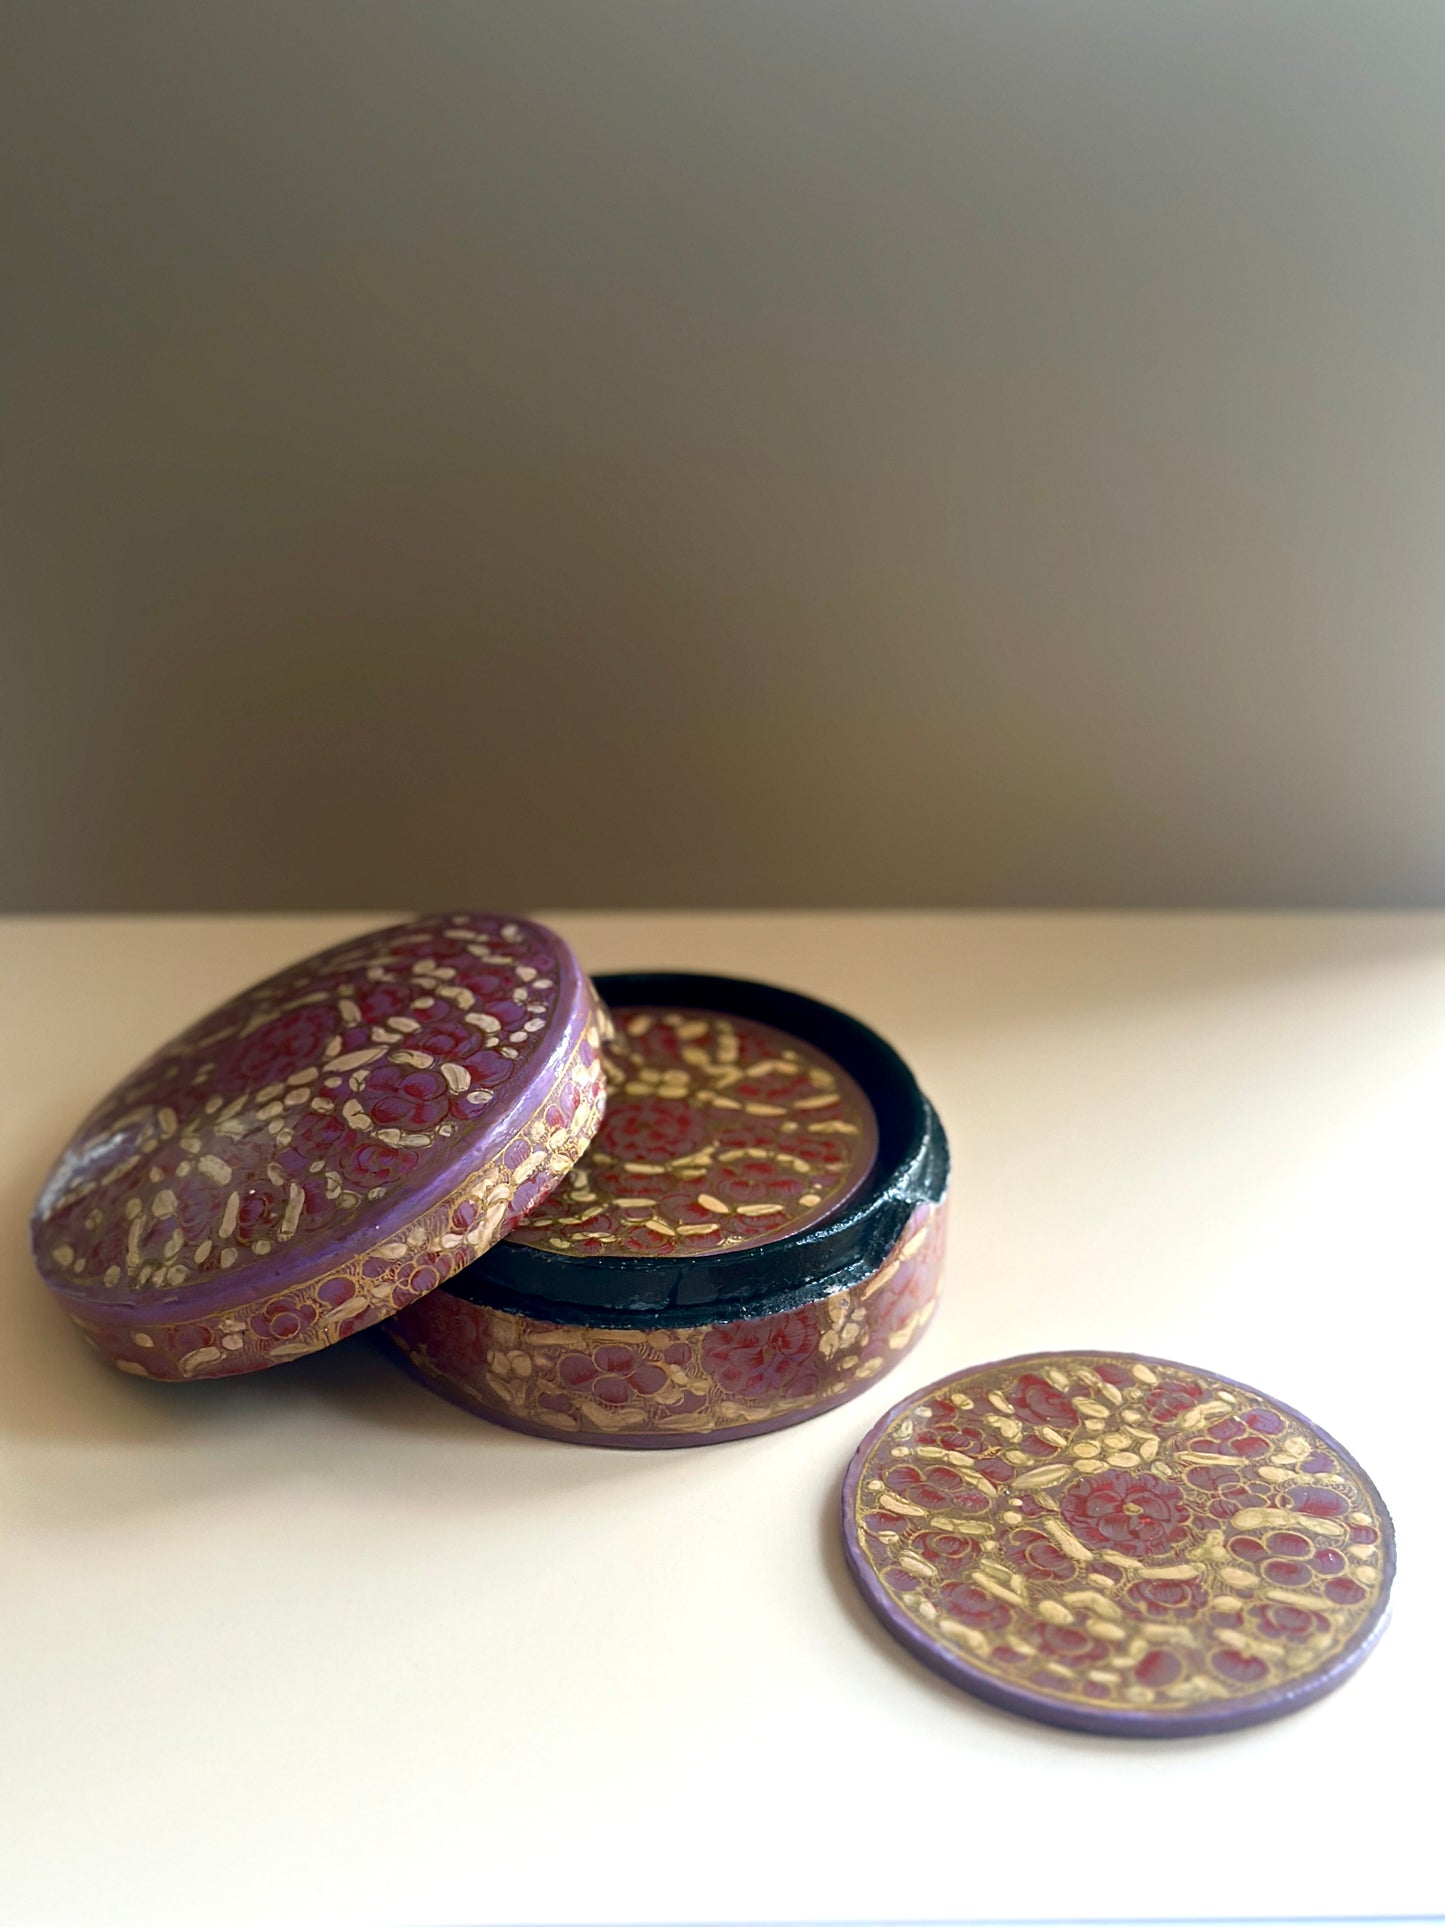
[30, 912, 606, 1380]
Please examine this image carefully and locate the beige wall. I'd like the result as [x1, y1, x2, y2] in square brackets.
[4, 2, 1445, 911]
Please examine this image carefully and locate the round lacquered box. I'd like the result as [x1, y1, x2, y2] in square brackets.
[383, 972, 951, 1446]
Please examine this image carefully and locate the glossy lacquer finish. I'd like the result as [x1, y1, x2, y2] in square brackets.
[842, 1351, 1394, 1736]
[509, 1005, 880, 1257]
[385, 973, 951, 1445]
[30, 913, 606, 1379]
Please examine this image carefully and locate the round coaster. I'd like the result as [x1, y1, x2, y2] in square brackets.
[509, 1004, 879, 1258]
[841, 1351, 1394, 1736]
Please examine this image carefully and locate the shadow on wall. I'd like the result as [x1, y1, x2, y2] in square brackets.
[5, 4, 1445, 910]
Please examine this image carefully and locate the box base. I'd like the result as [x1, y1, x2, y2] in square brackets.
[383, 1194, 947, 1447]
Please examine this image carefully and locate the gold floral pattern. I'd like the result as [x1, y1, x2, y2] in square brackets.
[64, 1023, 607, 1380]
[386, 1194, 948, 1445]
[35, 914, 579, 1306]
[846, 1352, 1392, 1724]
[510, 1006, 878, 1258]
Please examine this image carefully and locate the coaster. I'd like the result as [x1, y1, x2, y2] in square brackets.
[841, 1350, 1394, 1736]
[509, 1004, 879, 1257]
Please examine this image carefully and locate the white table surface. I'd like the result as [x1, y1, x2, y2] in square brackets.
[1, 912, 1439, 1927]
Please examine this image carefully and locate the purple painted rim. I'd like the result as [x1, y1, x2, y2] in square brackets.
[839, 1350, 1397, 1738]
[41, 919, 597, 1328]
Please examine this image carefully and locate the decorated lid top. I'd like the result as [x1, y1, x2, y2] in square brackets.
[31, 912, 606, 1381]
[842, 1350, 1394, 1737]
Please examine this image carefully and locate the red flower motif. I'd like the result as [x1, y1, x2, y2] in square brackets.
[557, 1343, 668, 1406]
[914, 1405, 992, 1458]
[867, 1209, 942, 1325]
[1265, 1530, 1312, 1559]
[701, 1312, 817, 1398]
[555, 1213, 630, 1257]
[428, 1298, 486, 1369]
[448, 962, 518, 1002]
[455, 1049, 516, 1100]
[882, 1463, 981, 1511]
[1188, 1464, 1245, 1494]
[1125, 1576, 1208, 1618]
[1261, 1559, 1313, 1588]
[87, 1216, 130, 1278]
[249, 1298, 317, 1342]
[731, 1066, 814, 1107]
[295, 1173, 336, 1237]
[1144, 1378, 1203, 1424]
[1291, 1487, 1348, 1519]
[1006, 1528, 1077, 1582]
[309, 1273, 375, 1340]
[613, 1220, 680, 1256]
[1324, 1575, 1368, 1607]
[785, 1133, 850, 1174]
[365, 1064, 452, 1129]
[1196, 1416, 1270, 1460]
[235, 1189, 278, 1245]
[912, 1530, 980, 1571]
[1254, 1602, 1326, 1641]
[171, 1320, 220, 1358]
[232, 1004, 336, 1084]
[352, 981, 414, 1026]
[1060, 1469, 1188, 1557]
[651, 1193, 727, 1249]
[280, 1110, 347, 1168]
[709, 1162, 806, 1209]
[411, 1016, 486, 1064]
[390, 1259, 441, 1308]
[336, 1138, 420, 1190]
[937, 1583, 1012, 1632]
[1134, 1648, 1183, 1688]
[1185, 1461, 1266, 1520]
[1034, 1622, 1110, 1669]
[1211, 1649, 1269, 1686]
[1207, 1416, 1247, 1441]
[1010, 1372, 1077, 1430]
[596, 1095, 707, 1166]
[172, 1176, 222, 1245]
